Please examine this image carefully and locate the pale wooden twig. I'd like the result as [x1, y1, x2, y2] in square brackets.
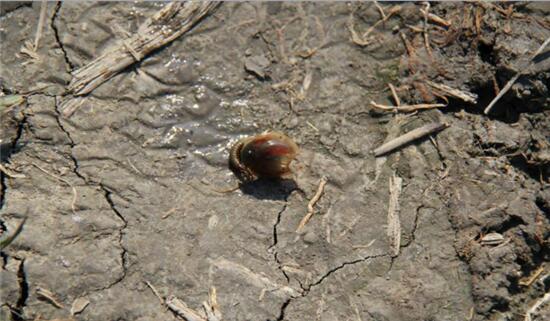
[145, 280, 165, 305]
[467, 307, 474, 321]
[166, 296, 206, 321]
[425, 81, 478, 104]
[352, 239, 376, 249]
[210, 258, 300, 298]
[20, 42, 40, 60]
[426, 12, 451, 27]
[36, 287, 64, 309]
[373, 122, 449, 157]
[524, 292, 550, 321]
[400, 32, 415, 57]
[370, 100, 446, 113]
[387, 173, 402, 257]
[0, 163, 26, 178]
[299, 69, 313, 99]
[306, 121, 319, 132]
[484, 36, 550, 114]
[519, 266, 545, 287]
[60, 97, 86, 117]
[161, 208, 177, 219]
[388, 84, 401, 107]
[34, 0, 48, 51]
[374, 1, 386, 20]
[349, 5, 400, 47]
[296, 177, 328, 232]
[420, 2, 432, 57]
[202, 287, 222, 321]
[66, 2, 219, 97]
[406, 24, 424, 33]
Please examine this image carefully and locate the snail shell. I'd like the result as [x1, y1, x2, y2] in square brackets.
[230, 132, 299, 181]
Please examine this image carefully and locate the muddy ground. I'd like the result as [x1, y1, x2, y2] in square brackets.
[1, 2, 549, 321]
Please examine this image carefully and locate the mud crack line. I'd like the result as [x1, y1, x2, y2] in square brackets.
[307, 252, 390, 292]
[53, 97, 128, 291]
[96, 184, 128, 290]
[51, 1, 75, 71]
[273, 252, 389, 320]
[268, 195, 292, 283]
[0, 2, 32, 17]
[0, 110, 28, 210]
[387, 204, 426, 273]
[10, 258, 29, 321]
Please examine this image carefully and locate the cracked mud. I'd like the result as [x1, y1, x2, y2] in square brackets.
[1, 2, 550, 321]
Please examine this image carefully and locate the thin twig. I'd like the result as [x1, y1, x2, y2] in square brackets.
[421, 2, 432, 57]
[387, 173, 403, 257]
[166, 296, 206, 321]
[388, 83, 401, 107]
[296, 177, 328, 232]
[426, 12, 451, 27]
[202, 287, 222, 321]
[370, 100, 446, 113]
[425, 81, 478, 104]
[34, 0, 48, 51]
[161, 208, 177, 219]
[373, 122, 449, 157]
[0, 164, 26, 178]
[400, 32, 416, 57]
[524, 292, 550, 321]
[491, 74, 500, 96]
[211, 258, 300, 298]
[352, 239, 376, 249]
[374, 1, 386, 20]
[519, 266, 545, 287]
[145, 281, 165, 306]
[36, 287, 64, 309]
[484, 36, 550, 114]
[349, 5, 400, 47]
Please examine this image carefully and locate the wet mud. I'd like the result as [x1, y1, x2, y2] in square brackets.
[1, 2, 549, 321]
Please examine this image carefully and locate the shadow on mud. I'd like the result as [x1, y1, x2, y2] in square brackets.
[239, 178, 299, 201]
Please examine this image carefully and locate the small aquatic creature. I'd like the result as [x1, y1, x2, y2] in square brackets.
[230, 132, 299, 181]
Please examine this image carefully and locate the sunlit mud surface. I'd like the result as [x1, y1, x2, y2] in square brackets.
[1, 2, 549, 321]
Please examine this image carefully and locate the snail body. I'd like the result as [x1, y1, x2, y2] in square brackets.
[230, 132, 299, 181]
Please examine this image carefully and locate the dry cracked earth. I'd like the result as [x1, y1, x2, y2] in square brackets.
[1, 2, 550, 321]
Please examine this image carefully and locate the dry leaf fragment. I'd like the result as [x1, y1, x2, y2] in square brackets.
[70, 297, 90, 315]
